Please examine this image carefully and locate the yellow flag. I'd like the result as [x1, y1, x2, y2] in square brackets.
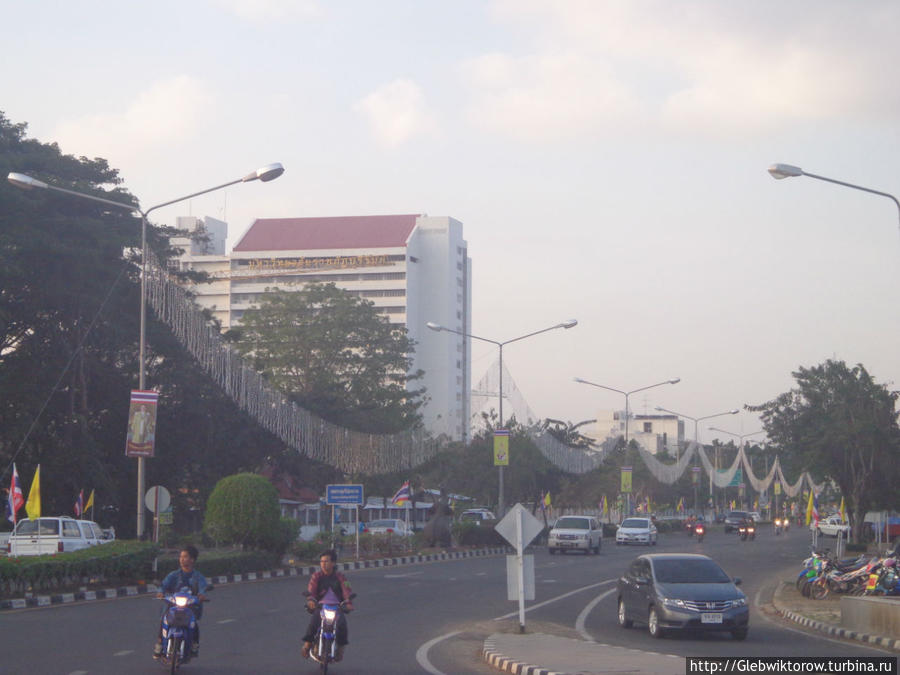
[602, 495, 608, 516]
[839, 497, 846, 523]
[25, 465, 41, 519]
[805, 490, 814, 526]
[85, 489, 95, 514]
[544, 492, 552, 508]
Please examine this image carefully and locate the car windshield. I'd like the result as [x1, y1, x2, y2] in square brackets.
[728, 512, 749, 519]
[653, 558, 731, 584]
[621, 519, 649, 528]
[369, 520, 399, 528]
[555, 517, 589, 529]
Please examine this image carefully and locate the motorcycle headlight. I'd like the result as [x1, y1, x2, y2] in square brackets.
[175, 596, 189, 607]
[323, 608, 337, 621]
[662, 597, 686, 608]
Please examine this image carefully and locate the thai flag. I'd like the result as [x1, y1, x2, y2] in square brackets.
[7, 463, 24, 525]
[391, 480, 410, 506]
[812, 492, 819, 527]
[74, 490, 84, 517]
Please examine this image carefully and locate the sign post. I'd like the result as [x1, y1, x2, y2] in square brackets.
[326, 485, 364, 558]
[495, 503, 543, 633]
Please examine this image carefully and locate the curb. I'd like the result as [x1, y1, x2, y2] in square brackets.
[772, 581, 900, 653]
[0, 547, 508, 612]
[483, 636, 560, 675]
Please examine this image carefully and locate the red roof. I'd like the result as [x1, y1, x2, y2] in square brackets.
[259, 465, 319, 503]
[233, 215, 422, 252]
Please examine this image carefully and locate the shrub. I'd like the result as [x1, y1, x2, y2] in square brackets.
[155, 548, 281, 579]
[203, 473, 283, 551]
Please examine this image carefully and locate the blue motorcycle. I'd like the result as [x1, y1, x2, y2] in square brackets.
[160, 588, 203, 672]
[304, 589, 356, 673]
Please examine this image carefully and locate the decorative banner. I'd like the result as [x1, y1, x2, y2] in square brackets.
[691, 466, 700, 485]
[621, 466, 633, 493]
[728, 467, 743, 487]
[125, 390, 158, 458]
[493, 429, 509, 467]
[774, 481, 782, 496]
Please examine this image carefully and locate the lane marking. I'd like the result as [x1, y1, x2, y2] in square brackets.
[217, 618, 236, 624]
[385, 571, 424, 578]
[493, 578, 616, 620]
[415, 630, 461, 675]
[575, 588, 616, 640]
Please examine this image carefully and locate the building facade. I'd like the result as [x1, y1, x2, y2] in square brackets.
[170, 214, 472, 442]
[587, 410, 683, 455]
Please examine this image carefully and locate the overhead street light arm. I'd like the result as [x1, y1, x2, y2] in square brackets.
[768, 163, 900, 233]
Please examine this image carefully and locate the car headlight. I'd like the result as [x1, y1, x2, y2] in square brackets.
[662, 597, 686, 608]
[731, 597, 747, 607]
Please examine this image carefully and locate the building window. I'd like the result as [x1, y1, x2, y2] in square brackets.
[456, 360, 461, 369]
[643, 422, 652, 433]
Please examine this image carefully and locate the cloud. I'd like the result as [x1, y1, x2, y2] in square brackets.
[463, 1, 900, 141]
[355, 79, 437, 148]
[52, 76, 214, 163]
[210, 0, 321, 22]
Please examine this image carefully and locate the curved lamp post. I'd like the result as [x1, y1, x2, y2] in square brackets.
[8, 164, 285, 537]
[654, 406, 738, 459]
[573, 377, 680, 446]
[768, 163, 900, 236]
[426, 319, 577, 516]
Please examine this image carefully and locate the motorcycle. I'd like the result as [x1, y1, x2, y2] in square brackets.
[694, 523, 705, 542]
[738, 523, 755, 541]
[159, 587, 205, 673]
[774, 517, 784, 535]
[304, 589, 356, 673]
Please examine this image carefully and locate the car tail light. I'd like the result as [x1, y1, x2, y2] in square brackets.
[387, 528, 394, 533]
[58, 541, 64, 552]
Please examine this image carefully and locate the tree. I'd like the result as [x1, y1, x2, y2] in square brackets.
[750, 360, 900, 542]
[203, 473, 283, 550]
[541, 418, 597, 449]
[228, 283, 425, 433]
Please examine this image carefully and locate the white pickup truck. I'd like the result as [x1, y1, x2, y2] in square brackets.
[811, 514, 850, 537]
[7, 516, 111, 556]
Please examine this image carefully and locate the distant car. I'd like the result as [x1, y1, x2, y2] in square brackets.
[548, 515, 602, 555]
[724, 511, 752, 534]
[812, 514, 850, 537]
[616, 517, 658, 546]
[616, 553, 749, 640]
[748, 512, 762, 523]
[459, 509, 496, 525]
[7, 517, 111, 556]
[364, 519, 412, 536]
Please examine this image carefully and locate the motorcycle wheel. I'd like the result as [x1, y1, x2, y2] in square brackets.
[170, 637, 182, 674]
[811, 580, 829, 600]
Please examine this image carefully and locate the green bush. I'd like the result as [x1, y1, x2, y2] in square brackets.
[453, 521, 505, 547]
[155, 548, 281, 579]
[203, 473, 283, 551]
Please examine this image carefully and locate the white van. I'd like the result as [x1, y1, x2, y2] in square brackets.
[7, 517, 108, 556]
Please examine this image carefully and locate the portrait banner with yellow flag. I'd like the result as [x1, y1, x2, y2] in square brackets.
[620, 466, 632, 493]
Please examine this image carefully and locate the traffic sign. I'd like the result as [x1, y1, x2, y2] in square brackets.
[326, 484, 364, 505]
[144, 485, 170, 513]
[495, 503, 544, 549]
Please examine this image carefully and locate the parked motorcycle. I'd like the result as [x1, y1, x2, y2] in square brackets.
[694, 523, 705, 542]
[304, 589, 356, 673]
[159, 587, 204, 673]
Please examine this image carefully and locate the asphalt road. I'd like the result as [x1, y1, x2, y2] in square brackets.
[0, 524, 890, 674]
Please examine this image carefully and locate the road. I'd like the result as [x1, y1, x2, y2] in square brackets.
[0, 525, 890, 674]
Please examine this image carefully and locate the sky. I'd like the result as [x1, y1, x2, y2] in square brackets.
[4, 1, 900, 445]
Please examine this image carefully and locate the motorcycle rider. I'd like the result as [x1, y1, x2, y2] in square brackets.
[302, 549, 354, 662]
[153, 545, 209, 659]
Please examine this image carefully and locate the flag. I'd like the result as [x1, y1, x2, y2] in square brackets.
[85, 489, 95, 516]
[812, 492, 819, 527]
[754, 498, 759, 511]
[539, 492, 546, 513]
[391, 480, 410, 506]
[805, 490, 814, 526]
[646, 496, 651, 513]
[25, 465, 41, 520]
[7, 463, 25, 525]
[839, 497, 847, 523]
[676, 497, 684, 513]
[601, 495, 608, 517]
[543, 492, 552, 509]
[74, 490, 84, 517]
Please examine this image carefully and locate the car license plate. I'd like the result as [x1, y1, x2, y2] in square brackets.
[701, 613, 723, 624]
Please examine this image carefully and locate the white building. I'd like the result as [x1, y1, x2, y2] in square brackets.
[588, 410, 683, 455]
[170, 214, 471, 442]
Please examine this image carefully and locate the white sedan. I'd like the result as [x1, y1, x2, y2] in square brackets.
[364, 518, 413, 536]
[812, 514, 850, 537]
[615, 517, 658, 546]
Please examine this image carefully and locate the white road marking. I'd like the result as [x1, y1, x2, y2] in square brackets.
[384, 571, 424, 578]
[217, 618, 236, 624]
[493, 578, 616, 620]
[575, 588, 617, 640]
[113, 650, 133, 656]
[415, 630, 461, 675]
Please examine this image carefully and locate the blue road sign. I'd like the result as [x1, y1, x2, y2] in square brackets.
[326, 484, 364, 505]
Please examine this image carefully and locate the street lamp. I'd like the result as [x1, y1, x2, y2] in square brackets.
[708, 427, 764, 511]
[768, 163, 900, 236]
[654, 406, 739, 458]
[573, 377, 680, 446]
[426, 319, 578, 516]
[8, 163, 285, 537]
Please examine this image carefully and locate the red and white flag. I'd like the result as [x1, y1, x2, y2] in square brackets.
[7, 463, 25, 525]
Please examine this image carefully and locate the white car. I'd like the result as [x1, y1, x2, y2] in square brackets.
[364, 518, 412, 536]
[749, 512, 762, 523]
[616, 517, 658, 546]
[548, 515, 602, 555]
[812, 514, 850, 537]
[7, 517, 110, 556]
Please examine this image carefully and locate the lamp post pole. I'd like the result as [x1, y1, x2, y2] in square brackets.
[427, 319, 578, 516]
[653, 406, 739, 461]
[708, 427, 764, 512]
[8, 164, 285, 538]
[768, 163, 900, 238]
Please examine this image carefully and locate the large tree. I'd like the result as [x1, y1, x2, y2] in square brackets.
[750, 360, 900, 541]
[229, 283, 425, 433]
